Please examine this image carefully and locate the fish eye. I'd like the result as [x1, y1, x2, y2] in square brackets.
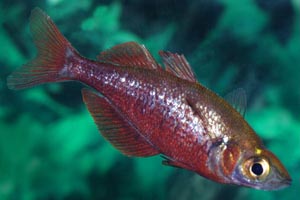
[243, 157, 270, 180]
[250, 162, 264, 176]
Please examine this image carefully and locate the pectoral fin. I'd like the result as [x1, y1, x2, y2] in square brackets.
[225, 88, 247, 116]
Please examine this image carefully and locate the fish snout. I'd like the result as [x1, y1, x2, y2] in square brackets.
[232, 149, 291, 190]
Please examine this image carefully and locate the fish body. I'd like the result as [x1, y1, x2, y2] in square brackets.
[7, 8, 291, 190]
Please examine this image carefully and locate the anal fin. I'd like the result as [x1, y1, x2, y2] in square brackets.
[82, 88, 159, 157]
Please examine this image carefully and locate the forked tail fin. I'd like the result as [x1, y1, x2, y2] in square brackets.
[7, 7, 79, 90]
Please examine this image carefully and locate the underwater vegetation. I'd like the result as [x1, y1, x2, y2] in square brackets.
[0, 0, 299, 199]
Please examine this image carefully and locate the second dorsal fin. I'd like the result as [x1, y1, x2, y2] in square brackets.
[97, 42, 161, 70]
[159, 51, 197, 82]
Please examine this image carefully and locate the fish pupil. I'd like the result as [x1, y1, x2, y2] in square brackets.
[251, 163, 263, 176]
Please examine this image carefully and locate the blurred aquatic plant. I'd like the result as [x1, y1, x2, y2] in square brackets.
[0, 4, 27, 68]
[191, 0, 268, 90]
[0, 110, 111, 199]
[1, 0, 300, 199]
[0, 1, 176, 199]
[245, 88, 300, 200]
[80, 2, 140, 51]
[78, 2, 175, 56]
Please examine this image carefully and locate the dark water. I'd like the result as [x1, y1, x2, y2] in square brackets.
[0, 0, 299, 199]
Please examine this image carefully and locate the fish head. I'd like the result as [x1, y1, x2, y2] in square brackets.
[231, 148, 291, 190]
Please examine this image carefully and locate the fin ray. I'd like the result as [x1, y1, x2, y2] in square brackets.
[82, 88, 159, 157]
[97, 42, 161, 70]
[159, 51, 197, 82]
[161, 155, 193, 170]
[225, 88, 247, 116]
[7, 7, 78, 90]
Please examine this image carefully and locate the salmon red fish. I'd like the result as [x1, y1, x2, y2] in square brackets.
[7, 8, 291, 190]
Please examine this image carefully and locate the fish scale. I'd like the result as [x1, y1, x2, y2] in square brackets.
[7, 7, 291, 190]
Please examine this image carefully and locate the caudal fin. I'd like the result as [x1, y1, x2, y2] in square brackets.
[7, 8, 78, 90]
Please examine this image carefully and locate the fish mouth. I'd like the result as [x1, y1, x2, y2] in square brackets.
[277, 178, 292, 189]
[231, 163, 292, 190]
[233, 176, 291, 191]
[267, 162, 292, 190]
[261, 178, 291, 190]
[254, 169, 291, 190]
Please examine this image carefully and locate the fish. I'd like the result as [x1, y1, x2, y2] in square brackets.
[7, 7, 291, 190]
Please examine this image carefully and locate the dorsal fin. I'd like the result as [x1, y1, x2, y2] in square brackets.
[97, 42, 161, 70]
[225, 88, 247, 116]
[159, 51, 197, 82]
[82, 88, 159, 157]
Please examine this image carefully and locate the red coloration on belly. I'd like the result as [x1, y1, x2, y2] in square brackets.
[7, 8, 291, 190]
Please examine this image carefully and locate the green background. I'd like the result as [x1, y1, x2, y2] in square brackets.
[0, 0, 299, 199]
